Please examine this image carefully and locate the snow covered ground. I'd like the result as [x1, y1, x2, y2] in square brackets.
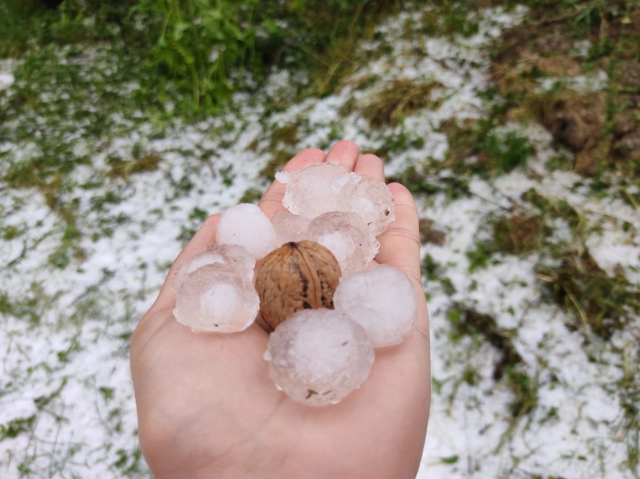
[1, 3, 638, 478]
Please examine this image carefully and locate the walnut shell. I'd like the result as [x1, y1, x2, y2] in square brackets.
[255, 241, 342, 330]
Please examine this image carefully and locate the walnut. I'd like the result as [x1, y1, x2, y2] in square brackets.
[255, 241, 342, 330]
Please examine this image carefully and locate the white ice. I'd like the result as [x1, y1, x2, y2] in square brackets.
[277, 162, 395, 237]
[216, 203, 278, 259]
[339, 178, 395, 235]
[271, 210, 312, 245]
[264, 308, 374, 406]
[174, 264, 259, 333]
[334, 265, 418, 348]
[173, 243, 255, 290]
[276, 162, 349, 218]
[307, 211, 379, 275]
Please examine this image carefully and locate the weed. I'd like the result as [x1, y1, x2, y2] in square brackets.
[270, 124, 299, 147]
[377, 130, 426, 159]
[239, 188, 263, 204]
[446, 305, 537, 418]
[479, 130, 534, 173]
[490, 0, 640, 177]
[420, 1, 485, 38]
[360, 80, 442, 129]
[133, 0, 259, 109]
[392, 166, 471, 200]
[462, 212, 550, 273]
[422, 253, 456, 296]
[34, 378, 67, 409]
[130, 0, 404, 110]
[491, 215, 550, 255]
[108, 154, 162, 180]
[537, 250, 640, 339]
[0, 415, 36, 441]
[260, 150, 295, 181]
[440, 118, 533, 177]
[0, 283, 48, 325]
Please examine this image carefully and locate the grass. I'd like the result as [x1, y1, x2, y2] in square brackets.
[458, 187, 640, 339]
[537, 251, 640, 339]
[0, 416, 36, 442]
[447, 306, 538, 419]
[438, 117, 535, 178]
[0, 1, 638, 477]
[108, 154, 163, 180]
[489, 0, 640, 177]
[360, 80, 443, 129]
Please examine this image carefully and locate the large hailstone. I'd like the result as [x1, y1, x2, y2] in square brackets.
[333, 265, 417, 348]
[174, 264, 259, 333]
[216, 203, 278, 259]
[264, 309, 374, 406]
[276, 162, 395, 236]
[173, 244, 255, 290]
[340, 178, 395, 235]
[271, 210, 312, 246]
[276, 162, 349, 218]
[307, 212, 379, 275]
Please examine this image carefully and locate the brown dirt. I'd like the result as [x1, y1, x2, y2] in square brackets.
[419, 218, 446, 246]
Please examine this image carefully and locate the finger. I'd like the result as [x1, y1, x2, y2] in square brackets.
[148, 214, 221, 315]
[258, 148, 325, 219]
[375, 184, 429, 339]
[324, 140, 360, 172]
[375, 183, 421, 284]
[354, 153, 385, 181]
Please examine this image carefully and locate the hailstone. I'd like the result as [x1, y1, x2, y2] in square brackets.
[333, 265, 417, 348]
[174, 264, 259, 333]
[271, 210, 312, 246]
[216, 203, 278, 259]
[264, 309, 374, 406]
[174, 243, 255, 290]
[307, 212, 379, 275]
[276, 162, 349, 218]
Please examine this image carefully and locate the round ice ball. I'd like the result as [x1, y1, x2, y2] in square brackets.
[174, 264, 259, 333]
[264, 309, 374, 406]
[333, 265, 417, 348]
[307, 211, 379, 275]
[271, 210, 312, 246]
[173, 243, 256, 291]
[216, 203, 278, 259]
[276, 162, 348, 218]
[339, 178, 395, 235]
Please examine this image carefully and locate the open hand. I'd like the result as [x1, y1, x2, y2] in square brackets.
[130, 141, 431, 479]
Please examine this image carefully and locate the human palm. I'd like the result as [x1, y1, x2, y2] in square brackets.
[130, 141, 431, 479]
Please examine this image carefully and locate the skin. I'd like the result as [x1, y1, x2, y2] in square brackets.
[130, 141, 431, 479]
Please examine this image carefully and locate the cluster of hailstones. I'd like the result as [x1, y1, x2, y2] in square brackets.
[172, 162, 418, 406]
